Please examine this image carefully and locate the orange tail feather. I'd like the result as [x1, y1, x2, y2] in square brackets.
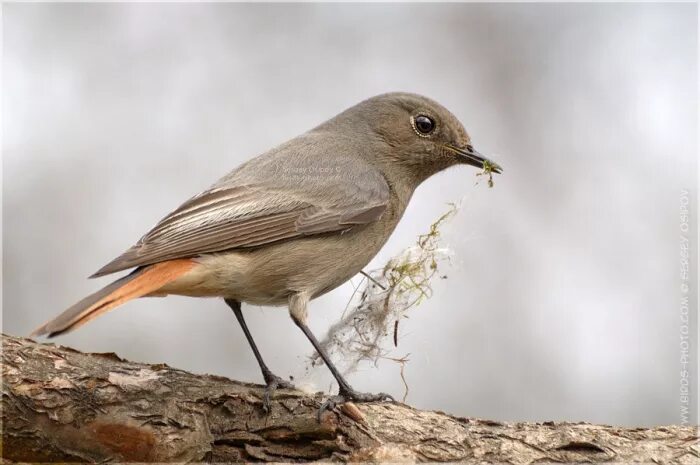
[30, 259, 195, 338]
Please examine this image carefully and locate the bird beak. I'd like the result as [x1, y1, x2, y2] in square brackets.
[444, 144, 503, 174]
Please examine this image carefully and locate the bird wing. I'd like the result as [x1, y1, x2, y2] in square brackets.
[91, 141, 390, 277]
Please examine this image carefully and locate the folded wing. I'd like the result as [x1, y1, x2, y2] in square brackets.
[91, 147, 390, 277]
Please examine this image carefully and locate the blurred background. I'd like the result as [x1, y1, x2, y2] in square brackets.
[4, 3, 697, 426]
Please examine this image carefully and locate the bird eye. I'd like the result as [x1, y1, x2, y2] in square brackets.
[412, 115, 435, 136]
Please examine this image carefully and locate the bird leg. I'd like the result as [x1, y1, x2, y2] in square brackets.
[225, 299, 294, 412]
[291, 314, 394, 420]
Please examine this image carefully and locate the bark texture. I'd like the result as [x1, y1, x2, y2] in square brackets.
[2, 333, 698, 463]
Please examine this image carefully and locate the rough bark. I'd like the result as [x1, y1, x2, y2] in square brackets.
[2, 334, 698, 463]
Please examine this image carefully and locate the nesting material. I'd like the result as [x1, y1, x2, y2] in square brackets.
[309, 204, 459, 375]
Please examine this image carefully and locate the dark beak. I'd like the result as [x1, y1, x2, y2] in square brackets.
[444, 144, 503, 174]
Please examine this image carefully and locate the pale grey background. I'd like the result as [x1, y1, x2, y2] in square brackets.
[4, 3, 697, 426]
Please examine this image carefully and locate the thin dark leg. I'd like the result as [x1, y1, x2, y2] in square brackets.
[226, 298, 274, 382]
[292, 316, 354, 394]
[291, 315, 393, 417]
[225, 298, 293, 411]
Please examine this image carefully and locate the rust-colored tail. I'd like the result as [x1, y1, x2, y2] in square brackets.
[30, 259, 195, 338]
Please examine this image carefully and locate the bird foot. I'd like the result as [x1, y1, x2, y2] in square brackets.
[318, 387, 394, 421]
[262, 373, 295, 413]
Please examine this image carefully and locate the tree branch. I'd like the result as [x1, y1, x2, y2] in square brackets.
[2, 333, 697, 463]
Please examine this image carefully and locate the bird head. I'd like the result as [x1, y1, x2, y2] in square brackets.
[325, 92, 502, 185]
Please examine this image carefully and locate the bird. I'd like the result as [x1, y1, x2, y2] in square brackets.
[31, 92, 501, 412]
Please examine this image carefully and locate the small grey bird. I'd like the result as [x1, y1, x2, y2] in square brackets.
[32, 92, 501, 410]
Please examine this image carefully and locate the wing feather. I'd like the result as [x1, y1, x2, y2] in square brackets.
[91, 147, 390, 278]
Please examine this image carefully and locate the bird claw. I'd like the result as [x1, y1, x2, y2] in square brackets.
[262, 373, 295, 413]
[318, 388, 394, 421]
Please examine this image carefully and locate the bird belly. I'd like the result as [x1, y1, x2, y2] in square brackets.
[159, 222, 395, 306]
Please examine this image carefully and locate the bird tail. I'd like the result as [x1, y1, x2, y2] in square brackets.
[30, 259, 195, 338]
